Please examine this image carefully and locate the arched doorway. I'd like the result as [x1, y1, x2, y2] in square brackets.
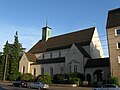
[86, 74, 91, 85]
[93, 70, 104, 86]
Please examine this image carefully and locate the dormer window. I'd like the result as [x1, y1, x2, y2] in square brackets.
[115, 28, 120, 36]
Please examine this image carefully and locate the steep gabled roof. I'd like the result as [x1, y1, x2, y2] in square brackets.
[85, 57, 110, 68]
[28, 27, 95, 54]
[25, 52, 37, 62]
[75, 43, 91, 58]
[106, 8, 120, 29]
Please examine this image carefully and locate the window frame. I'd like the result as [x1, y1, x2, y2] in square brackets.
[115, 28, 120, 36]
[118, 56, 120, 63]
[116, 42, 120, 49]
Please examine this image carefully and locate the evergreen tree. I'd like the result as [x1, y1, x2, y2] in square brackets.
[0, 54, 4, 80]
[9, 31, 20, 81]
[0, 41, 10, 80]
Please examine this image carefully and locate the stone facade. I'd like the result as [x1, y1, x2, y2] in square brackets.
[106, 8, 120, 82]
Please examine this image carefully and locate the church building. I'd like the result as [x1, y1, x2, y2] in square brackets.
[19, 24, 110, 85]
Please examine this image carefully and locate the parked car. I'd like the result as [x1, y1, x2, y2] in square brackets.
[28, 82, 49, 90]
[0, 86, 4, 90]
[92, 84, 120, 90]
[12, 80, 27, 87]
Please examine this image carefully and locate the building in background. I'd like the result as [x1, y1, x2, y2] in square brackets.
[106, 8, 120, 81]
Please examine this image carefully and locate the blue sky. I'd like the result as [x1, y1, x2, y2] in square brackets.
[0, 0, 119, 57]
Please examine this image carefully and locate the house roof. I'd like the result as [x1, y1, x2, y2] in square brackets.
[74, 43, 91, 58]
[85, 57, 110, 68]
[31, 57, 65, 65]
[25, 52, 37, 62]
[28, 27, 95, 54]
[106, 8, 120, 29]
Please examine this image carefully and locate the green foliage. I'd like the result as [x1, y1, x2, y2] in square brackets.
[0, 41, 10, 80]
[0, 55, 4, 80]
[69, 77, 80, 84]
[36, 73, 52, 84]
[20, 73, 36, 82]
[52, 72, 84, 84]
[108, 77, 120, 86]
[9, 33, 21, 81]
[52, 74, 65, 84]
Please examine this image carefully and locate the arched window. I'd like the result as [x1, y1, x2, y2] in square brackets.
[23, 66, 25, 74]
[50, 67, 53, 76]
[41, 68, 44, 75]
[74, 65, 77, 72]
[34, 68, 36, 76]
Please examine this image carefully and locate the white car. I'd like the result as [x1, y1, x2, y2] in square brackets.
[28, 82, 49, 90]
[93, 84, 120, 90]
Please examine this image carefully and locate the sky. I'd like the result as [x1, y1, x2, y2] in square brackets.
[0, 0, 119, 57]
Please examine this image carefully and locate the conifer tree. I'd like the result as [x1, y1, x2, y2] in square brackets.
[9, 31, 20, 81]
[0, 41, 10, 81]
[0, 54, 4, 80]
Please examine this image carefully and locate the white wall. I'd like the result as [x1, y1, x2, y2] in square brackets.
[30, 63, 65, 76]
[65, 44, 84, 74]
[35, 49, 69, 60]
[19, 53, 33, 74]
[90, 28, 103, 58]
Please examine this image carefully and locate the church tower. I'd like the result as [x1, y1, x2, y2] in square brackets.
[42, 22, 51, 41]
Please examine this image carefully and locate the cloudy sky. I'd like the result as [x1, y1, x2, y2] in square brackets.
[0, 0, 119, 57]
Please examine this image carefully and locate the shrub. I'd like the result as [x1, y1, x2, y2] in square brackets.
[70, 72, 85, 81]
[108, 77, 119, 86]
[20, 73, 36, 82]
[52, 72, 84, 85]
[36, 73, 52, 84]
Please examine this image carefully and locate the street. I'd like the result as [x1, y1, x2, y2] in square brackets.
[0, 82, 92, 90]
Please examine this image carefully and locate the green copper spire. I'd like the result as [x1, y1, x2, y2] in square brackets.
[42, 22, 51, 41]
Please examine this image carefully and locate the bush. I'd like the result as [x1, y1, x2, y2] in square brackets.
[52, 74, 65, 84]
[36, 73, 52, 84]
[20, 73, 36, 82]
[108, 77, 119, 86]
[70, 72, 85, 81]
[52, 72, 84, 85]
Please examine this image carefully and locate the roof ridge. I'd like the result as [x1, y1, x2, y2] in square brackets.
[48, 27, 95, 40]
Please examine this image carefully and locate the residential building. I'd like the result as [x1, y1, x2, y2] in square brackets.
[106, 8, 120, 81]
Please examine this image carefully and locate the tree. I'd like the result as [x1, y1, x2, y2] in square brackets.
[3, 41, 10, 81]
[9, 31, 21, 81]
[0, 54, 4, 80]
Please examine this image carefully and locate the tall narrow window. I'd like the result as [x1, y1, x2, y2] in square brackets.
[42, 54, 44, 59]
[41, 68, 44, 75]
[50, 53, 52, 58]
[34, 68, 36, 76]
[74, 65, 77, 72]
[60, 66, 64, 74]
[50, 67, 53, 76]
[69, 65, 71, 73]
[23, 66, 25, 74]
[59, 51, 61, 57]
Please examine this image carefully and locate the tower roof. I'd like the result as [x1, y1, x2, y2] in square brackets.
[106, 8, 120, 29]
